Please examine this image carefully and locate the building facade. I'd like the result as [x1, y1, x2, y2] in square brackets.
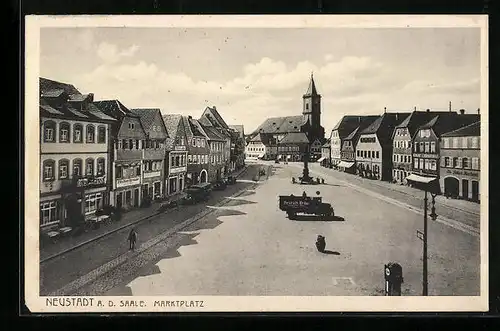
[39, 78, 116, 231]
[203, 125, 227, 182]
[330, 115, 379, 167]
[246, 134, 269, 159]
[310, 138, 323, 161]
[131, 108, 169, 200]
[319, 139, 331, 168]
[95, 100, 147, 211]
[229, 125, 246, 170]
[277, 132, 310, 162]
[184, 116, 210, 185]
[439, 122, 480, 202]
[355, 112, 409, 181]
[410, 112, 480, 190]
[162, 114, 188, 196]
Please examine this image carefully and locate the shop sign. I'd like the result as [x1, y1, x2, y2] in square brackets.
[116, 177, 140, 188]
[446, 169, 479, 178]
[413, 153, 438, 159]
[170, 166, 187, 174]
[174, 145, 186, 151]
[76, 176, 106, 188]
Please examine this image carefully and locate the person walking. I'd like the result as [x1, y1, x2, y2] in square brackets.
[128, 228, 138, 251]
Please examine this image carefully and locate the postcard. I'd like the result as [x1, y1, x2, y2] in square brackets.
[25, 14, 488, 312]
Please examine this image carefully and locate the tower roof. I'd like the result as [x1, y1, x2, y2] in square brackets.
[303, 73, 319, 97]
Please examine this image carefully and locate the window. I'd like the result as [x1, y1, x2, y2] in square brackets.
[40, 201, 59, 226]
[73, 124, 83, 143]
[128, 122, 135, 129]
[188, 155, 192, 163]
[73, 159, 82, 177]
[59, 122, 70, 143]
[424, 142, 429, 153]
[116, 166, 123, 179]
[97, 158, 105, 176]
[376, 151, 379, 159]
[85, 193, 103, 214]
[419, 159, 424, 169]
[462, 137, 468, 148]
[393, 154, 397, 162]
[452, 138, 459, 148]
[43, 160, 55, 181]
[471, 157, 479, 170]
[363, 151, 367, 158]
[58, 159, 69, 179]
[472, 137, 479, 148]
[456, 157, 462, 168]
[43, 121, 56, 142]
[419, 142, 424, 152]
[136, 166, 141, 176]
[414, 158, 419, 169]
[192, 138, 196, 147]
[444, 157, 451, 167]
[414, 143, 418, 152]
[86, 125, 95, 143]
[175, 156, 180, 167]
[97, 126, 106, 143]
[201, 139, 205, 148]
[452, 157, 458, 168]
[430, 142, 436, 153]
[85, 159, 94, 176]
[462, 157, 470, 169]
[430, 160, 437, 171]
[443, 138, 450, 148]
[424, 159, 429, 170]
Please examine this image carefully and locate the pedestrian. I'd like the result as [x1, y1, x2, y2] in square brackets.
[128, 228, 138, 251]
[302, 191, 307, 198]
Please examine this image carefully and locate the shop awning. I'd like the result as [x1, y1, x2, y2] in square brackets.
[406, 173, 437, 184]
[338, 161, 355, 168]
[317, 157, 326, 163]
[258, 153, 264, 158]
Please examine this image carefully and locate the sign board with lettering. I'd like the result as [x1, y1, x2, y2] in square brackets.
[445, 169, 479, 178]
[170, 166, 187, 174]
[174, 146, 186, 151]
[76, 176, 106, 188]
[116, 177, 141, 188]
[413, 153, 439, 159]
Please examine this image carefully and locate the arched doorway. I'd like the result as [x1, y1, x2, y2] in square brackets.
[444, 177, 459, 198]
[462, 179, 469, 200]
[200, 169, 208, 183]
[471, 181, 479, 202]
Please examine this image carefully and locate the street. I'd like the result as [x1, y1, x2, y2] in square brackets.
[74, 161, 480, 297]
[40, 164, 265, 295]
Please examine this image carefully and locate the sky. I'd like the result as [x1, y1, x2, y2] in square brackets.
[40, 27, 481, 135]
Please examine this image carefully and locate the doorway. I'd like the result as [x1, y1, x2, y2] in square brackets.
[444, 177, 459, 198]
[471, 181, 479, 202]
[461, 179, 469, 200]
[116, 192, 122, 209]
[133, 188, 139, 207]
[125, 190, 132, 206]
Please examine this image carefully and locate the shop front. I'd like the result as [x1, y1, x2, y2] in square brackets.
[167, 165, 187, 195]
[113, 176, 142, 210]
[440, 168, 480, 202]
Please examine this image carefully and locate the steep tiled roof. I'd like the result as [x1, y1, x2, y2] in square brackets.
[441, 121, 480, 137]
[94, 100, 138, 119]
[396, 110, 452, 137]
[361, 112, 410, 145]
[252, 116, 305, 135]
[203, 125, 226, 141]
[40, 77, 81, 96]
[162, 114, 183, 149]
[229, 125, 245, 138]
[332, 115, 380, 139]
[419, 113, 480, 137]
[280, 132, 310, 144]
[345, 126, 360, 141]
[39, 99, 116, 122]
[131, 108, 169, 139]
[201, 106, 230, 130]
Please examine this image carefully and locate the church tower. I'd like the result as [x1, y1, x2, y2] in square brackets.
[302, 73, 324, 142]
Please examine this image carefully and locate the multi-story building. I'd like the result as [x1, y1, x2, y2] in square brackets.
[310, 138, 323, 161]
[245, 134, 269, 160]
[277, 132, 310, 162]
[131, 108, 169, 200]
[391, 110, 450, 185]
[319, 139, 331, 168]
[228, 125, 246, 170]
[39, 78, 116, 231]
[339, 116, 379, 173]
[355, 112, 409, 181]
[162, 114, 188, 196]
[330, 115, 379, 168]
[411, 111, 480, 189]
[202, 124, 227, 182]
[94, 100, 147, 210]
[184, 116, 210, 185]
[439, 121, 481, 202]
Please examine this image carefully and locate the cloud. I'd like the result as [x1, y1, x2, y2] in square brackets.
[96, 42, 140, 63]
[74, 54, 479, 134]
[324, 54, 334, 61]
[75, 29, 95, 51]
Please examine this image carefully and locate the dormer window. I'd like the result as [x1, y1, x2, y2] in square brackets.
[128, 122, 135, 129]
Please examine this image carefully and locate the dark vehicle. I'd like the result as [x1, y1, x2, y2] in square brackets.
[278, 194, 334, 219]
[259, 168, 266, 176]
[226, 176, 237, 185]
[275, 160, 280, 164]
[213, 179, 227, 191]
[184, 182, 212, 204]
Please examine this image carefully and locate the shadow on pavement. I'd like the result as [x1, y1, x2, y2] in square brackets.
[185, 208, 246, 232]
[238, 190, 256, 198]
[224, 198, 258, 207]
[322, 250, 341, 255]
[292, 215, 346, 222]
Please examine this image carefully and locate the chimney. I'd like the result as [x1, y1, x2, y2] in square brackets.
[414, 106, 417, 111]
[88, 93, 94, 102]
[384, 107, 387, 113]
[212, 106, 217, 110]
[426, 109, 430, 112]
[449, 101, 452, 112]
[459, 109, 465, 115]
[477, 108, 480, 114]
[188, 115, 192, 119]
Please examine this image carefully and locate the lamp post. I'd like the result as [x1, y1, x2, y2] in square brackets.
[419, 189, 438, 296]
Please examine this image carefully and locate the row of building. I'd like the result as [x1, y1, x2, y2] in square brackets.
[243, 75, 481, 203]
[320, 109, 481, 202]
[39, 78, 246, 231]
